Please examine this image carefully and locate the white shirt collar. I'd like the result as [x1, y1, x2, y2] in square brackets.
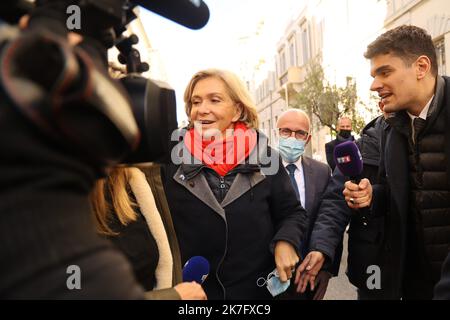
[407, 95, 434, 121]
[282, 156, 303, 169]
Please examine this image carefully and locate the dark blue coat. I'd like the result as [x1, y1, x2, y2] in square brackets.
[325, 135, 355, 171]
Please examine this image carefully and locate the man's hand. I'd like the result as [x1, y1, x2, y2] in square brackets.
[274, 241, 300, 282]
[295, 251, 325, 293]
[174, 282, 207, 300]
[312, 271, 332, 300]
[343, 178, 373, 209]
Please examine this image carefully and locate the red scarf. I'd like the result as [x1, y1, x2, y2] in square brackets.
[184, 122, 257, 177]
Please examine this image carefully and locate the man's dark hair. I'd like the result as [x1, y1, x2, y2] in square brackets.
[364, 25, 438, 76]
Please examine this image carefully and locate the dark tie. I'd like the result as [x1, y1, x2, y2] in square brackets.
[413, 117, 427, 143]
[286, 164, 301, 205]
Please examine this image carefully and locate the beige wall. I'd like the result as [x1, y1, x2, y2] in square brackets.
[385, 0, 450, 75]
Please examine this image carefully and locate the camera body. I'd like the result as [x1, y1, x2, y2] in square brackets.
[0, 0, 207, 168]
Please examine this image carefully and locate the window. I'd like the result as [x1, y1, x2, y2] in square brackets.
[386, 0, 396, 18]
[279, 47, 287, 74]
[317, 19, 324, 52]
[435, 38, 446, 76]
[301, 23, 310, 65]
[387, 0, 418, 19]
[280, 73, 288, 86]
[289, 42, 295, 67]
[288, 34, 297, 67]
[263, 80, 267, 99]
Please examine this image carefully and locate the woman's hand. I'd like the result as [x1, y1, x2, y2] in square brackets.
[274, 241, 300, 282]
[174, 282, 207, 300]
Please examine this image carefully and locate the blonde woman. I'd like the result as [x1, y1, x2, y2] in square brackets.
[163, 69, 308, 299]
[91, 164, 206, 300]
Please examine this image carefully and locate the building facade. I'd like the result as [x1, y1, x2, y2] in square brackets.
[253, 0, 386, 162]
[385, 0, 450, 76]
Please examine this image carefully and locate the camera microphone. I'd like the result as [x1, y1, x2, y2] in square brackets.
[182, 256, 210, 284]
[136, 0, 210, 30]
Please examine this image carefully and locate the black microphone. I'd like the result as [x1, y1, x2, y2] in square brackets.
[136, 0, 210, 30]
[334, 140, 363, 183]
[182, 256, 210, 284]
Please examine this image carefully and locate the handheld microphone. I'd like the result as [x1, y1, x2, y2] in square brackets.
[182, 256, 210, 284]
[136, 0, 210, 30]
[334, 141, 371, 220]
[334, 141, 363, 183]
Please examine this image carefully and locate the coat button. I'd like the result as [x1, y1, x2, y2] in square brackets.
[189, 181, 195, 187]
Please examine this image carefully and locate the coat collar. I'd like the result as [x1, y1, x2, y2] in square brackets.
[386, 76, 445, 138]
[171, 130, 273, 216]
[173, 166, 266, 218]
[128, 167, 173, 290]
[173, 166, 226, 218]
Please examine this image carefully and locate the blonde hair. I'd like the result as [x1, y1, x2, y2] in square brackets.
[91, 167, 138, 235]
[184, 69, 259, 129]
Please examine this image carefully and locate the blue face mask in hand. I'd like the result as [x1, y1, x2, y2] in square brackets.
[278, 137, 306, 163]
[257, 269, 290, 297]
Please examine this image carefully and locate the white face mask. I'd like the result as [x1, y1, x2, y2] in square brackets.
[278, 137, 306, 163]
[257, 268, 290, 297]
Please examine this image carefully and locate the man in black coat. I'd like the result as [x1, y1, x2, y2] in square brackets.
[343, 25, 450, 299]
[325, 117, 355, 171]
[296, 114, 390, 299]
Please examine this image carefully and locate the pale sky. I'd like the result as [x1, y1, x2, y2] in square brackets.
[139, 0, 305, 124]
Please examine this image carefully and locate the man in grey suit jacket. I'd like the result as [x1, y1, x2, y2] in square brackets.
[276, 109, 333, 300]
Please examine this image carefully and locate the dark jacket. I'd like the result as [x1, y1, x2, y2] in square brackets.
[163, 131, 307, 299]
[325, 135, 355, 171]
[300, 157, 335, 271]
[0, 66, 144, 299]
[371, 75, 450, 299]
[347, 116, 389, 293]
[309, 115, 390, 298]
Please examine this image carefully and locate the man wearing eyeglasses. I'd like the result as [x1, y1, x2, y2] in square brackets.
[276, 109, 333, 300]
